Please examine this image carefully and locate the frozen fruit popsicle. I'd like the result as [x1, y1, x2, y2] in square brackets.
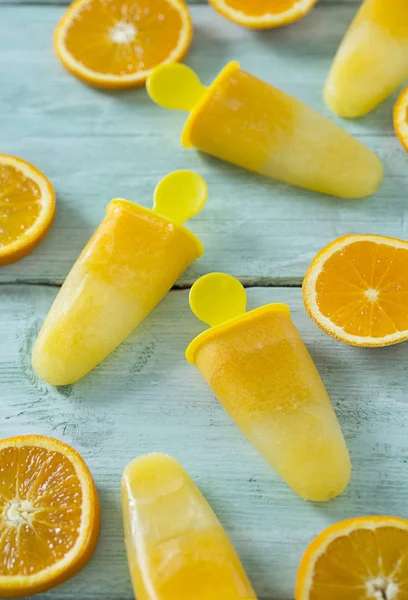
[186, 273, 351, 502]
[32, 171, 207, 385]
[122, 453, 258, 600]
[325, 0, 408, 117]
[147, 62, 383, 198]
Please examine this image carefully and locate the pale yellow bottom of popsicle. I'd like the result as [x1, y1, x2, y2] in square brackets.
[325, 19, 408, 118]
[191, 306, 351, 502]
[183, 64, 383, 198]
[32, 269, 148, 385]
[206, 375, 351, 502]
[259, 99, 383, 198]
[122, 454, 257, 600]
[250, 402, 351, 501]
[32, 199, 201, 385]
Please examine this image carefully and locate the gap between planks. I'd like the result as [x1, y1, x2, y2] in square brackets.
[0, 277, 303, 289]
[2, 0, 358, 5]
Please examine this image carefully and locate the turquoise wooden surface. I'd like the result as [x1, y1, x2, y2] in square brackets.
[4, 286, 408, 600]
[0, 1, 408, 600]
[1, 3, 407, 286]
[6, 0, 362, 4]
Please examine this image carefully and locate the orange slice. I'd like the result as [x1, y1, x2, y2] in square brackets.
[208, 0, 318, 29]
[0, 155, 55, 267]
[54, 0, 192, 89]
[296, 516, 408, 600]
[394, 86, 408, 153]
[0, 435, 100, 598]
[303, 234, 408, 347]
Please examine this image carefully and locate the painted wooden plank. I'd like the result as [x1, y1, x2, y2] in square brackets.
[5, 0, 362, 5]
[2, 284, 408, 600]
[1, 4, 406, 286]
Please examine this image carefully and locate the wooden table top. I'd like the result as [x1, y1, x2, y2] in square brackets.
[1, 1, 408, 598]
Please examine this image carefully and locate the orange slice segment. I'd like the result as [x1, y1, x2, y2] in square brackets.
[0, 435, 100, 598]
[0, 155, 55, 267]
[303, 234, 408, 347]
[54, 0, 192, 89]
[296, 516, 408, 600]
[208, 0, 318, 29]
[394, 87, 408, 153]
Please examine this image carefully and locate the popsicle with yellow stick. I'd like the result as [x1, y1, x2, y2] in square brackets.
[147, 61, 383, 198]
[186, 273, 351, 502]
[325, 0, 408, 118]
[32, 171, 207, 385]
[122, 453, 258, 600]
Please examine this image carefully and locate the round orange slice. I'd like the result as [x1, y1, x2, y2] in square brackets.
[0, 435, 100, 598]
[394, 86, 408, 153]
[208, 0, 318, 29]
[303, 234, 408, 347]
[0, 155, 55, 266]
[54, 0, 192, 89]
[296, 516, 408, 600]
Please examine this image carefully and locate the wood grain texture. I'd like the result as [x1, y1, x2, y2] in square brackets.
[5, 0, 362, 5]
[1, 2, 408, 600]
[2, 285, 408, 600]
[1, 3, 407, 286]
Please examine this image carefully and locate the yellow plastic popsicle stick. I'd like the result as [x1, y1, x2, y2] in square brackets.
[153, 170, 208, 224]
[147, 63, 207, 111]
[189, 272, 247, 327]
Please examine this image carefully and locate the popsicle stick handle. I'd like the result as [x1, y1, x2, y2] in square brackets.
[153, 171, 208, 224]
[189, 273, 247, 327]
[147, 63, 207, 111]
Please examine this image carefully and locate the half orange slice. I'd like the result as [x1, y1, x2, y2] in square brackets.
[394, 86, 408, 153]
[208, 0, 318, 29]
[303, 234, 408, 347]
[0, 435, 100, 597]
[0, 155, 55, 266]
[296, 516, 408, 600]
[54, 0, 192, 89]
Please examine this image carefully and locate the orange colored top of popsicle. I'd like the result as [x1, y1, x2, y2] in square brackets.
[147, 61, 242, 148]
[186, 272, 290, 364]
[109, 169, 207, 260]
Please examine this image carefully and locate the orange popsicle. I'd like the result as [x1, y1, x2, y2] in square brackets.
[32, 171, 207, 385]
[325, 0, 408, 117]
[122, 453, 258, 600]
[148, 62, 383, 198]
[186, 274, 351, 502]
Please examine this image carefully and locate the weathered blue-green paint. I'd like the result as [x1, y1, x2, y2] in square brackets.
[1, 4, 406, 287]
[4, 0, 363, 5]
[2, 285, 408, 600]
[0, 1, 407, 600]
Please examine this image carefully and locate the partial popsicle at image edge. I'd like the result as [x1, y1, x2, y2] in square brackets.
[148, 62, 383, 198]
[32, 171, 207, 385]
[186, 273, 351, 502]
[122, 453, 258, 600]
[324, 0, 408, 118]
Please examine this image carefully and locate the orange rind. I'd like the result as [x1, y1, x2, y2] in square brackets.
[394, 86, 408, 152]
[303, 234, 408, 347]
[54, 0, 192, 89]
[0, 435, 100, 598]
[0, 154, 55, 266]
[208, 0, 318, 29]
[296, 516, 408, 600]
